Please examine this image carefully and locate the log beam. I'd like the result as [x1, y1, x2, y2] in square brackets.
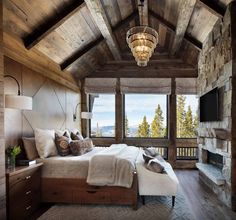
[170, 0, 196, 56]
[149, 9, 202, 51]
[85, 0, 121, 60]
[88, 68, 198, 78]
[138, 0, 148, 26]
[24, 0, 85, 49]
[60, 10, 138, 70]
[4, 31, 80, 92]
[197, 0, 225, 18]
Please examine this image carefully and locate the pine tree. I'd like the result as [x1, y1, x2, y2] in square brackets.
[151, 104, 164, 137]
[177, 95, 186, 138]
[125, 115, 129, 137]
[137, 116, 150, 137]
[184, 106, 194, 137]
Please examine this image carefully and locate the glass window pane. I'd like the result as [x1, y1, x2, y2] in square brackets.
[177, 95, 198, 138]
[90, 94, 115, 137]
[125, 94, 167, 138]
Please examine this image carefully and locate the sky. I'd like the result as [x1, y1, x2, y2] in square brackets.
[91, 94, 198, 128]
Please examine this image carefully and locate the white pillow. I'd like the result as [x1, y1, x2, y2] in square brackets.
[34, 128, 58, 158]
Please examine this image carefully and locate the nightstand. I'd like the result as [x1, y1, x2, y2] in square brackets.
[6, 163, 43, 220]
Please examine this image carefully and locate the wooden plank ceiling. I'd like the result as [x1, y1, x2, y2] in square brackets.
[3, 0, 232, 81]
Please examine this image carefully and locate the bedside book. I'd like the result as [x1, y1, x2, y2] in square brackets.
[16, 159, 36, 166]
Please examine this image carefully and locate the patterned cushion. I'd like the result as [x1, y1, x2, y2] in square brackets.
[145, 159, 165, 173]
[69, 138, 94, 156]
[22, 137, 39, 160]
[71, 131, 84, 140]
[55, 132, 71, 156]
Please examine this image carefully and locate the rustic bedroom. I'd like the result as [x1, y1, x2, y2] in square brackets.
[0, 0, 236, 219]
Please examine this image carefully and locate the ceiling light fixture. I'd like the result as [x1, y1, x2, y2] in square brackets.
[126, 0, 158, 67]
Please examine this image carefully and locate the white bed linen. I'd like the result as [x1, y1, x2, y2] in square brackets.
[37, 147, 103, 178]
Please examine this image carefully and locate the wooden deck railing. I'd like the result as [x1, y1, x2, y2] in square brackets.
[176, 147, 198, 160]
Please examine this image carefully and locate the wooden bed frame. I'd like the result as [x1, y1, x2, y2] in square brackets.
[41, 171, 138, 210]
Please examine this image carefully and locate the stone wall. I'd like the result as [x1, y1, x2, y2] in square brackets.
[197, 5, 232, 208]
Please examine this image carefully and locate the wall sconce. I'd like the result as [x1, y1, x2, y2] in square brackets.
[4, 75, 32, 110]
[73, 103, 93, 121]
[81, 112, 93, 119]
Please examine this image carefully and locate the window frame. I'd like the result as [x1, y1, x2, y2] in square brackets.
[89, 94, 116, 138]
[176, 94, 198, 139]
[123, 93, 168, 139]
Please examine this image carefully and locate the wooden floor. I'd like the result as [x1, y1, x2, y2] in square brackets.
[175, 169, 236, 220]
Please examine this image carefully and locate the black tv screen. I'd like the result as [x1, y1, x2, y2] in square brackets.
[200, 88, 219, 122]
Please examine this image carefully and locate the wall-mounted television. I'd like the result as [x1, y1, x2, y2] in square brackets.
[200, 88, 219, 122]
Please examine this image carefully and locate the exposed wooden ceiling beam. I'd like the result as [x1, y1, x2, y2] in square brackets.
[170, 0, 197, 56]
[138, 0, 148, 26]
[60, 11, 138, 70]
[4, 31, 80, 92]
[60, 36, 104, 70]
[85, 0, 121, 60]
[149, 9, 202, 51]
[88, 68, 198, 78]
[197, 0, 225, 18]
[98, 61, 195, 71]
[24, 0, 85, 49]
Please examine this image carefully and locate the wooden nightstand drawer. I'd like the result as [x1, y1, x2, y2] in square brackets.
[6, 163, 43, 220]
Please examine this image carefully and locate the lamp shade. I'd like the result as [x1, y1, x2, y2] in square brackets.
[81, 112, 93, 119]
[5, 95, 33, 110]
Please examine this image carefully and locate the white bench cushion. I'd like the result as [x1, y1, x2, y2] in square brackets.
[136, 149, 179, 196]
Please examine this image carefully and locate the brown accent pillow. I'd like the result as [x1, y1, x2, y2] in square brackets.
[55, 132, 70, 156]
[69, 138, 94, 156]
[71, 131, 84, 140]
[145, 160, 165, 173]
[22, 137, 39, 160]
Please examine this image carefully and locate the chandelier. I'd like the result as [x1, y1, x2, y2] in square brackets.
[126, 1, 158, 67]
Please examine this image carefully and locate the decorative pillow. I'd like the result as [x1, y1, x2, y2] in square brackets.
[145, 159, 165, 173]
[71, 131, 84, 140]
[55, 132, 70, 156]
[55, 129, 70, 139]
[34, 128, 58, 158]
[69, 138, 94, 156]
[144, 147, 158, 157]
[22, 137, 39, 160]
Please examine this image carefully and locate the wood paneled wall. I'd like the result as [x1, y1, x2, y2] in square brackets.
[0, 0, 6, 219]
[4, 57, 81, 148]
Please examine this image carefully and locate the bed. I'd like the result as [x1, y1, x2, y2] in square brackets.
[38, 145, 140, 210]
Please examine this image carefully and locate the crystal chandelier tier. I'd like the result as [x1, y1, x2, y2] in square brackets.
[126, 26, 158, 66]
[126, 0, 158, 67]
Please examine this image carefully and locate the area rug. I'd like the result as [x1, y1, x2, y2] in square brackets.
[37, 189, 194, 220]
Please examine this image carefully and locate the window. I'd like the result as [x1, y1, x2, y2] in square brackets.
[90, 94, 115, 137]
[124, 94, 167, 138]
[177, 95, 198, 138]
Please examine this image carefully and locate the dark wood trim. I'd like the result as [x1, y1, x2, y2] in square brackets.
[81, 79, 88, 138]
[197, 0, 225, 18]
[149, 9, 202, 51]
[24, 0, 85, 49]
[115, 79, 123, 143]
[60, 36, 104, 70]
[88, 68, 198, 78]
[168, 78, 177, 166]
